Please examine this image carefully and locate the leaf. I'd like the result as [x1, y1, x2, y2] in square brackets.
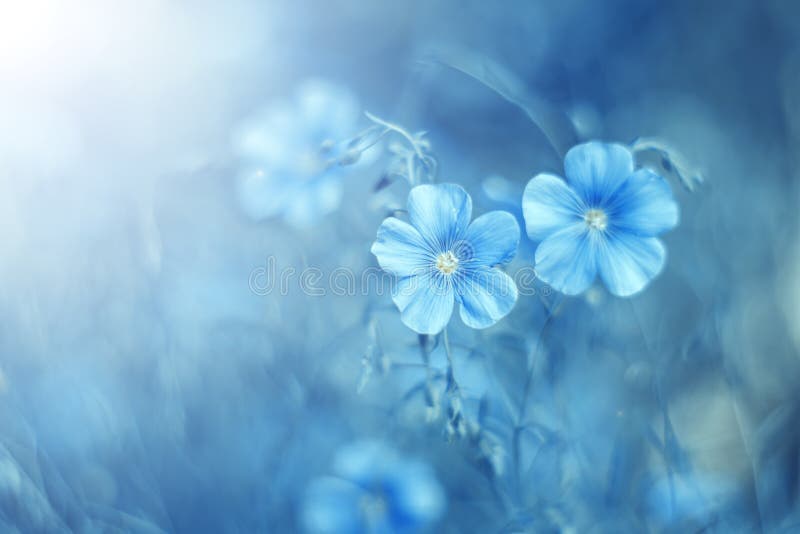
[751, 402, 800, 530]
[420, 46, 579, 158]
[631, 137, 705, 192]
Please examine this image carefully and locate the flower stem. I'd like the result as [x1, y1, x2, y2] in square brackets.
[441, 326, 466, 441]
[442, 327, 452, 362]
[512, 293, 563, 501]
[365, 111, 424, 160]
[442, 327, 457, 393]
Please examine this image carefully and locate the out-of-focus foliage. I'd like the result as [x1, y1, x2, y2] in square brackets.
[0, 0, 798, 533]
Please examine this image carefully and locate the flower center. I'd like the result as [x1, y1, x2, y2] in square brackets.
[436, 251, 459, 275]
[584, 208, 608, 231]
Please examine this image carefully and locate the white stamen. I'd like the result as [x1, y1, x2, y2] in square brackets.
[436, 251, 459, 275]
[584, 208, 608, 231]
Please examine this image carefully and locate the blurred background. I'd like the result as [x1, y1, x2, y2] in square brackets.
[0, 0, 798, 532]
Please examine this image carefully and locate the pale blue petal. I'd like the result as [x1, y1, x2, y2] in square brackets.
[390, 462, 446, 524]
[333, 440, 397, 480]
[232, 104, 298, 163]
[407, 183, 472, 251]
[455, 267, 518, 329]
[462, 211, 520, 267]
[564, 141, 634, 206]
[302, 477, 363, 534]
[371, 218, 435, 277]
[534, 223, 598, 295]
[607, 168, 679, 236]
[522, 173, 585, 241]
[236, 168, 295, 221]
[596, 232, 666, 297]
[296, 79, 360, 138]
[284, 174, 343, 228]
[392, 274, 454, 335]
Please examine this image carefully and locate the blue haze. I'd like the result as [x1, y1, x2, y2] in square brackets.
[0, 0, 798, 532]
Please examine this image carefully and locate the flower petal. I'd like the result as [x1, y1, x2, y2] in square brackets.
[607, 168, 679, 236]
[462, 211, 520, 267]
[522, 173, 585, 241]
[389, 462, 446, 524]
[564, 142, 634, 206]
[371, 218, 434, 277]
[237, 168, 295, 221]
[392, 274, 454, 335]
[407, 183, 472, 251]
[302, 477, 363, 534]
[231, 104, 296, 162]
[296, 79, 359, 137]
[534, 223, 598, 295]
[284, 174, 343, 228]
[596, 232, 666, 297]
[455, 267, 518, 329]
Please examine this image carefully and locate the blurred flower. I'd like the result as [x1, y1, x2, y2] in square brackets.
[232, 79, 363, 227]
[302, 441, 445, 534]
[371, 183, 519, 334]
[522, 141, 679, 297]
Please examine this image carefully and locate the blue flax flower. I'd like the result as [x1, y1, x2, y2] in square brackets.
[302, 441, 445, 534]
[522, 141, 679, 297]
[371, 183, 519, 335]
[232, 79, 363, 228]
